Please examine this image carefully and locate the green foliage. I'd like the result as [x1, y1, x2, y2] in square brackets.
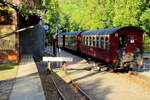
[44, 0, 150, 34]
[140, 9, 150, 33]
[144, 36, 150, 43]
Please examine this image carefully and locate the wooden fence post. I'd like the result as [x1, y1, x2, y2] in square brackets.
[62, 61, 66, 71]
[43, 57, 73, 72]
[47, 61, 51, 74]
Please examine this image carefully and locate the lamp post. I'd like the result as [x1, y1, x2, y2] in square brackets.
[53, 34, 57, 56]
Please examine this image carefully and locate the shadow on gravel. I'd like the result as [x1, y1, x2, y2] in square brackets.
[0, 78, 15, 100]
[83, 79, 112, 100]
[73, 71, 103, 82]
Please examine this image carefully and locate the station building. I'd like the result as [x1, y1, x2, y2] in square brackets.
[0, 0, 45, 64]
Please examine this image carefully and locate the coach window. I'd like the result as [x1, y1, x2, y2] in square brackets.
[82, 37, 86, 45]
[86, 37, 88, 46]
[89, 37, 91, 46]
[101, 37, 104, 48]
[68, 35, 69, 46]
[96, 37, 99, 48]
[82, 36, 84, 45]
[99, 36, 101, 48]
[105, 37, 109, 49]
[93, 37, 95, 47]
[103, 37, 106, 49]
[72, 35, 76, 46]
[84, 36, 85, 45]
[84, 36, 86, 45]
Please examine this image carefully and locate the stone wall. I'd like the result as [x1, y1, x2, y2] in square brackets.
[0, 2, 19, 64]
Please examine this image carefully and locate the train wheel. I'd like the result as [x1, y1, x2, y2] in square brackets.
[107, 64, 115, 72]
[125, 66, 130, 72]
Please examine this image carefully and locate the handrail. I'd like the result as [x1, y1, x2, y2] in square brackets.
[0, 25, 37, 39]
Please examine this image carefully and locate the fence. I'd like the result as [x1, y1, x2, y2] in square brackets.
[143, 42, 150, 53]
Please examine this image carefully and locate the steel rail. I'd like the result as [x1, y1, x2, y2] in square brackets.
[50, 76, 67, 100]
[71, 80, 93, 100]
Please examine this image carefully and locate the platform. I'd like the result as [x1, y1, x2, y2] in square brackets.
[9, 55, 45, 100]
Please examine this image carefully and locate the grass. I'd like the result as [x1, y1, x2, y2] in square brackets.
[0, 64, 18, 81]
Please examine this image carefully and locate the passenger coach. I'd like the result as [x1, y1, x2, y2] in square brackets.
[57, 31, 82, 51]
[57, 26, 145, 70]
[80, 26, 143, 64]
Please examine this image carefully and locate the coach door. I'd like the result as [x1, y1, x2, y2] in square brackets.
[119, 35, 127, 49]
[77, 35, 81, 51]
[117, 35, 127, 59]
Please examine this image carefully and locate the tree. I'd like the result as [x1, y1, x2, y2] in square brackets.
[44, 0, 150, 34]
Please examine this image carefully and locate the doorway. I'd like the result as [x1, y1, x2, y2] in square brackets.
[119, 35, 127, 48]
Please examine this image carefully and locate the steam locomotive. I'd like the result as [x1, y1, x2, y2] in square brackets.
[56, 26, 144, 70]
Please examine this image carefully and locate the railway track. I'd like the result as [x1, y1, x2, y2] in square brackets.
[50, 76, 67, 100]
[70, 80, 93, 100]
[50, 72, 93, 100]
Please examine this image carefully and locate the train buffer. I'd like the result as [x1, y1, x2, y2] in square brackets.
[143, 53, 150, 60]
[43, 57, 73, 73]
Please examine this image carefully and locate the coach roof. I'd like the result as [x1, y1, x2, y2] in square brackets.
[65, 30, 83, 35]
[81, 26, 144, 35]
[57, 31, 82, 35]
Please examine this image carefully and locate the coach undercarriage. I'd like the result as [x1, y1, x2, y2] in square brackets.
[89, 49, 144, 72]
[112, 48, 144, 71]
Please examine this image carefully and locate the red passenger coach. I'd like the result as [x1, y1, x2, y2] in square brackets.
[57, 26, 145, 70]
[80, 26, 144, 63]
[57, 33, 65, 48]
[63, 31, 82, 51]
